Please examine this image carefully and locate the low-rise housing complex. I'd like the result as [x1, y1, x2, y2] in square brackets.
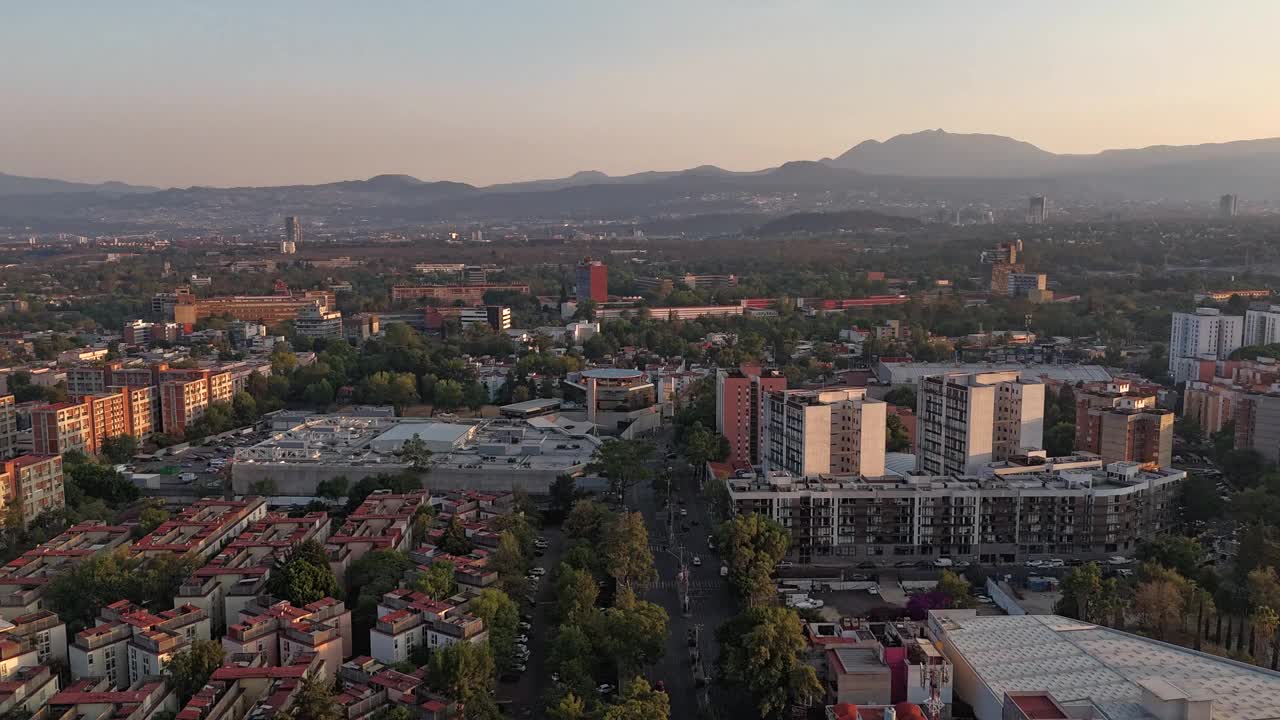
[0, 522, 131, 619]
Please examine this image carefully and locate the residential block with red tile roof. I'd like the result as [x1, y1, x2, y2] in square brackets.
[0, 521, 131, 620]
[221, 597, 350, 679]
[174, 511, 330, 631]
[69, 600, 210, 689]
[131, 497, 267, 561]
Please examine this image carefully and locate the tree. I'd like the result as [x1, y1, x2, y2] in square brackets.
[1222, 449, 1265, 487]
[547, 693, 588, 720]
[885, 414, 911, 452]
[883, 385, 916, 409]
[399, 435, 434, 471]
[603, 512, 655, 591]
[935, 570, 975, 609]
[600, 587, 668, 673]
[100, 434, 139, 464]
[489, 530, 528, 596]
[347, 550, 414, 631]
[470, 588, 519, 670]
[547, 475, 582, 522]
[587, 440, 654, 505]
[439, 516, 472, 556]
[554, 566, 600, 623]
[304, 380, 335, 408]
[1134, 576, 1187, 640]
[1175, 415, 1204, 444]
[716, 514, 790, 606]
[1045, 422, 1075, 457]
[266, 540, 340, 607]
[427, 641, 495, 710]
[433, 379, 465, 410]
[684, 423, 724, 472]
[603, 677, 670, 720]
[165, 639, 225, 704]
[414, 560, 458, 600]
[1180, 474, 1225, 525]
[282, 672, 342, 720]
[250, 478, 278, 496]
[1057, 562, 1118, 625]
[138, 505, 170, 535]
[316, 476, 350, 501]
[1137, 536, 1205, 579]
[232, 390, 259, 427]
[564, 500, 611, 543]
[718, 606, 822, 718]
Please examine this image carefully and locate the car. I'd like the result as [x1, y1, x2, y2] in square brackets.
[524, 595, 536, 605]
[857, 561, 877, 569]
[597, 684, 615, 695]
[519, 621, 532, 631]
[680, 508, 688, 517]
[1108, 556, 1133, 566]
[534, 549, 545, 557]
[521, 613, 533, 623]
[893, 560, 914, 568]
[867, 586, 880, 595]
[551, 672, 561, 683]
[976, 594, 994, 604]
[692, 555, 702, 567]
[512, 663, 527, 672]
[848, 574, 869, 582]
[777, 560, 794, 569]
[530, 566, 546, 576]
[515, 635, 529, 644]
[706, 536, 716, 550]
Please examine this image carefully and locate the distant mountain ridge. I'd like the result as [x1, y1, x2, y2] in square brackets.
[6, 130, 1280, 224]
[0, 172, 157, 197]
[823, 128, 1280, 178]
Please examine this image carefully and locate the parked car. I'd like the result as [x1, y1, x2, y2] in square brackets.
[529, 567, 546, 577]
[597, 684, 615, 695]
[692, 555, 702, 567]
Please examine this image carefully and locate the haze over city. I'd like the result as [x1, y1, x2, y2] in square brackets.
[6, 1, 1280, 187]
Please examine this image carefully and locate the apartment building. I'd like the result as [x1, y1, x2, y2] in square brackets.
[1074, 382, 1174, 469]
[0, 522, 131, 619]
[48, 679, 177, 720]
[0, 665, 59, 718]
[114, 385, 158, 438]
[160, 370, 234, 436]
[0, 396, 16, 459]
[70, 601, 210, 688]
[172, 289, 336, 326]
[222, 598, 351, 678]
[1168, 308, 1244, 383]
[370, 589, 487, 666]
[726, 458, 1184, 565]
[1, 455, 65, 529]
[131, 498, 268, 562]
[294, 304, 343, 340]
[1245, 305, 1280, 346]
[31, 402, 93, 456]
[390, 284, 529, 305]
[764, 388, 887, 478]
[174, 654, 323, 720]
[716, 366, 787, 467]
[916, 372, 1045, 476]
[175, 511, 331, 632]
[6, 610, 67, 666]
[326, 491, 427, 583]
[1235, 392, 1280, 465]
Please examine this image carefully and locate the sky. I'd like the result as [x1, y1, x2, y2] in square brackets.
[4, 1, 1280, 188]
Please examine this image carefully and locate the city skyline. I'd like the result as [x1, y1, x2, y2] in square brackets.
[5, 1, 1280, 187]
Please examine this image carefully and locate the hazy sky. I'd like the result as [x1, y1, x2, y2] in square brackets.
[5, 1, 1279, 188]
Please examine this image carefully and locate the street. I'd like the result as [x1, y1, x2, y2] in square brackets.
[634, 447, 738, 720]
[496, 523, 568, 718]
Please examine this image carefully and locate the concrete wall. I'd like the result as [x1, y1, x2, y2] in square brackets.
[986, 577, 1025, 616]
[231, 462, 564, 496]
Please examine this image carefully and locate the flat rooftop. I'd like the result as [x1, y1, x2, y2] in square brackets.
[876, 362, 1111, 385]
[934, 612, 1280, 720]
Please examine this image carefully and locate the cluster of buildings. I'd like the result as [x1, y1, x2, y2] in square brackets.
[1183, 354, 1280, 464]
[0, 486, 523, 720]
[982, 240, 1051, 301]
[713, 366, 1181, 565]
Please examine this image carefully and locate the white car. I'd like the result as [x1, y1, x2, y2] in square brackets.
[680, 508, 688, 517]
[1108, 556, 1132, 566]
[692, 556, 702, 567]
[529, 567, 546, 577]
[515, 635, 529, 644]
[597, 684, 615, 695]
[867, 586, 880, 595]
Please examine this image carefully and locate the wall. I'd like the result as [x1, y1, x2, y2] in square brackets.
[985, 577, 1025, 616]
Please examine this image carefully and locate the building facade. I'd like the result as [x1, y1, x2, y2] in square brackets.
[1074, 382, 1173, 469]
[764, 388, 886, 478]
[727, 459, 1184, 565]
[574, 258, 608, 302]
[916, 372, 1045, 476]
[716, 366, 787, 467]
[294, 304, 343, 340]
[1168, 308, 1243, 383]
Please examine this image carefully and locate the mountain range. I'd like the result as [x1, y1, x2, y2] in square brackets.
[3, 130, 1280, 227]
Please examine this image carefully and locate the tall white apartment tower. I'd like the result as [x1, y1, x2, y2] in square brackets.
[916, 372, 1045, 476]
[1168, 307, 1244, 383]
[763, 388, 886, 478]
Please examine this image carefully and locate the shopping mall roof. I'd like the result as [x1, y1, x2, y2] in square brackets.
[932, 611, 1280, 720]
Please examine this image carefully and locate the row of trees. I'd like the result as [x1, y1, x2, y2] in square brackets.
[545, 500, 669, 720]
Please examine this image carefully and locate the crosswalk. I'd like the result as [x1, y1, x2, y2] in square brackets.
[651, 579, 724, 591]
